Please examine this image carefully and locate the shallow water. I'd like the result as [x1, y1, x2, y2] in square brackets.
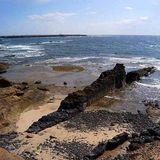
[0, 35, 160, 101]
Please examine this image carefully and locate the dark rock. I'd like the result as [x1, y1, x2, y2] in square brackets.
[58, 64, 126, 113]
[21, 82, 28, 85]
[26, 64, 156, 133]
[84, 133, 128, 159]
[126, 67, 156, 84]
[35, 81, 41, 84]
[0, 76, 12, 88]
[128, 127, 160, 152]
[63, 82, 67, 85]
[25, 135, 33, 139]
[26, 111, 70, 133]
[128, 142, 141, 151]
[0, 62, 9, 74]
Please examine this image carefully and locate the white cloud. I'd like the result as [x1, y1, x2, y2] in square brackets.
[87, 11, 97, 15]
[89, 16, 149, 34]
[28, 12, 76, 22]
[33, 0, 52, 3]
[124, 6, 133, 10]
[139, 16, 149, 21]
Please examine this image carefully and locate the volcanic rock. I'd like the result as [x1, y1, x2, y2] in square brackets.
[0, 76, 12, 88]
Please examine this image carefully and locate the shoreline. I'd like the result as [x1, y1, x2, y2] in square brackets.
[0, 64, 160, 159]
[2, 64, 98, 87]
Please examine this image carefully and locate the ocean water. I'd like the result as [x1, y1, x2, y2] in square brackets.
[0, 35, 160, 100]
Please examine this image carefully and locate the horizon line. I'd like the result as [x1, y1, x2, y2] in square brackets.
[1, 34, 160, 38]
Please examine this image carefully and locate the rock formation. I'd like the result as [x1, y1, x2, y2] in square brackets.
[0, 76, 12, 88]
[27, 64, 155, 133]
[84, 127, 160, 160]
[126, 67, 155, 84]
[27, 64, 126, 133]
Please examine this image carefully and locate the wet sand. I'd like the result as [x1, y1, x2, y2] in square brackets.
[2, 64, 97, 87]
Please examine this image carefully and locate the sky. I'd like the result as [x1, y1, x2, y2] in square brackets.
[0, 0, 160, 35]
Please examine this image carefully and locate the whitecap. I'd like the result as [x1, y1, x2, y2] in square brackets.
[136, 82, 160, 89]
[43, 56, 101, 63]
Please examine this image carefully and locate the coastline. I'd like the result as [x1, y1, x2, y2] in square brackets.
[0, 64, 160, 159]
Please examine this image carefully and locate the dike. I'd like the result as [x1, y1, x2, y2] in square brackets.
[26, 64, 155, 133]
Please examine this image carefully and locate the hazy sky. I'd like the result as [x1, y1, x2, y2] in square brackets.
[1, 0, 160, 35]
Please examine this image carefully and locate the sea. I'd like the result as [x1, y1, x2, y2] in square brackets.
[0, 35, 160, 110]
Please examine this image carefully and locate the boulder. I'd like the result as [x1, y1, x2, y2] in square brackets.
[0, 62, 9, 74]
[0, 76, 12, 88]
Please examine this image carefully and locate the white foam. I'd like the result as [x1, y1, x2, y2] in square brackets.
[43, 56, 101, 63]
[107, 56, 160, 71]
[136, 82, 160, 89]
[32, 40, 73, 45]
[15, 51, 45, 58]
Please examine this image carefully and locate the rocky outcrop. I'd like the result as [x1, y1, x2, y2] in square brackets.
[0, 76, 12, 88]
[0, 62, 9, 74]
[27, 65, 156, 133]
[84, 127, 160, 159]
[126, 67, 155, 84]
[58, 64, 126, 112]
[128, 127, 160, 151]
[84, 133, 129, 159]
[27, 64, 126, 133]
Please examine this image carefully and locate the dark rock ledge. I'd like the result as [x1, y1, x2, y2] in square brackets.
[26, 64, 155, 133]
[84, 126, 160, 160]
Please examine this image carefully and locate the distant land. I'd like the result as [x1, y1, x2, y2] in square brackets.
[0, 34, 87, 39]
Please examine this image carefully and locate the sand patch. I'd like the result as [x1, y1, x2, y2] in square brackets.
[53, 65, 85, 72]
[42, 123, 130, 145]
[16, 95, 66, 132]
